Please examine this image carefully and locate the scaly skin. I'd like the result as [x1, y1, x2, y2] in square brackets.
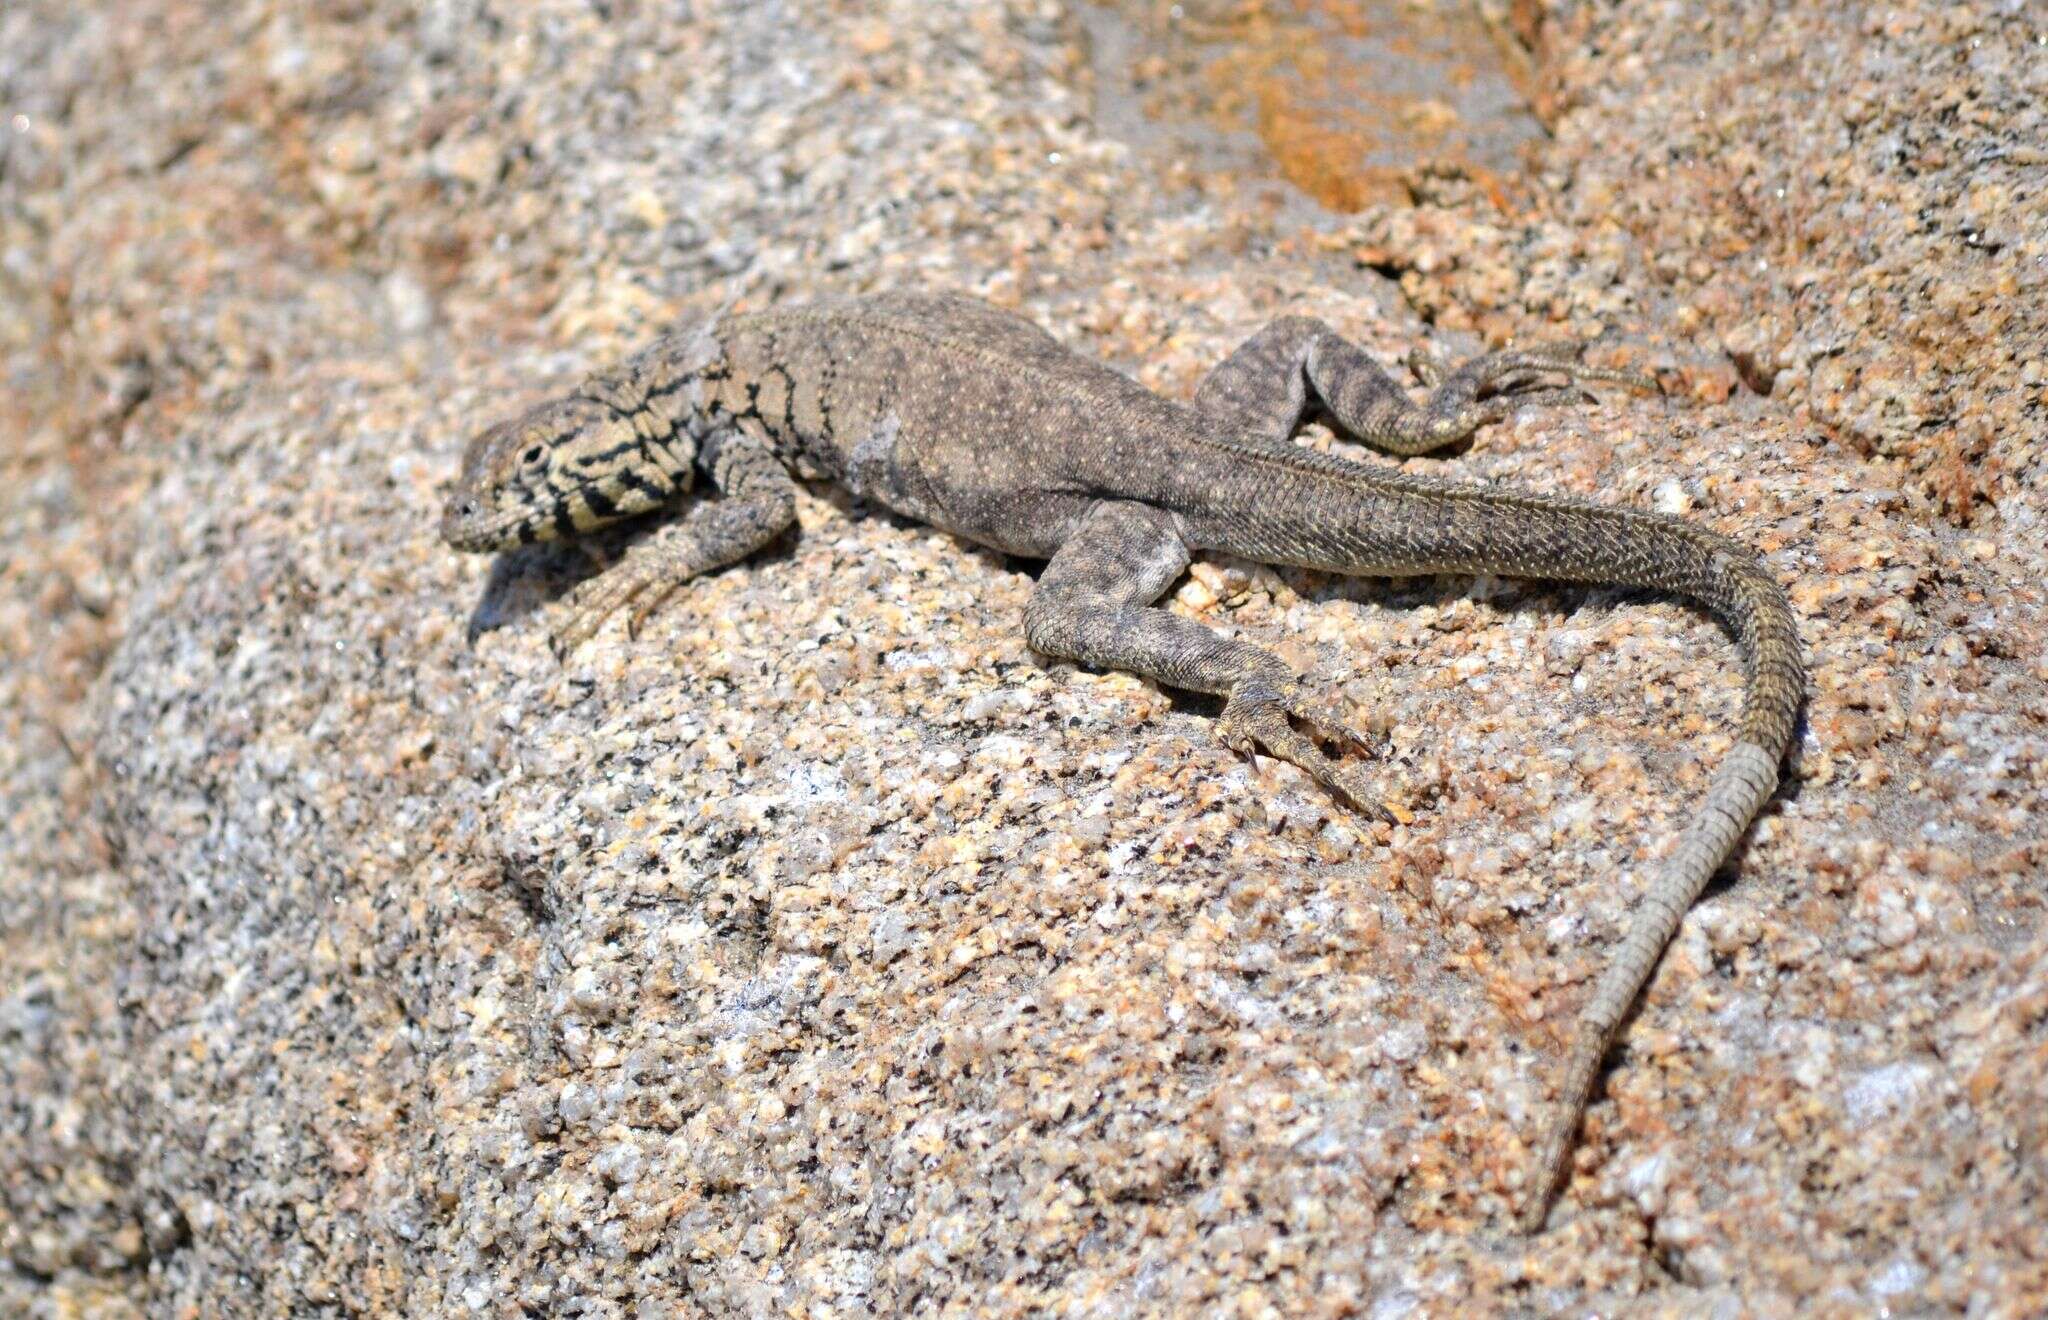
[442, 292, 1805, 1231]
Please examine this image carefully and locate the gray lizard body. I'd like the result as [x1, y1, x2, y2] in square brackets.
[442, 291, 1805, 1231]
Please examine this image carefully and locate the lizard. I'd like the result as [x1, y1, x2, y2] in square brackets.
[440, 291, 1805, 1232]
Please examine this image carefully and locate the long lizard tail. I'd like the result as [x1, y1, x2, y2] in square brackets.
[1198, 458, 1805, 1229]
[1431, 493, 1803, 1232]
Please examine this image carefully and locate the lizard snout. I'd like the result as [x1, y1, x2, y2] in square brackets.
[440, 494, 489, 550]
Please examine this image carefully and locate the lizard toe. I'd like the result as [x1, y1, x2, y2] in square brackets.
[1489, 384, 1596, 414]
[1218, 681, 1405, 822]
[1331, 762, 1409, 825]
[553, 571, 652, 654]
[1273, 679, 1379, 753]
[1214, 680, 1284, 759]
[1456, 345, 1657, 403]
[623, 580, 681, 639]
[550, 610, 605, 657]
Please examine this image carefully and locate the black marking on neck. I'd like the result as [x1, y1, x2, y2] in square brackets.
[616, 468, 666, 502]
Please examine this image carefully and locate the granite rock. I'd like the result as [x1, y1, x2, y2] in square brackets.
[2, 0, 2043, 1314]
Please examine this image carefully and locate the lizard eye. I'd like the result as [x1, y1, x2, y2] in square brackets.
[522, 445, 547, 467]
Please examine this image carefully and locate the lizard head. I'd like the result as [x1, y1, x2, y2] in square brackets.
[440, 394, 672, 552]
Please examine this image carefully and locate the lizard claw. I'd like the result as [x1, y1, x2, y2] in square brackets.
[552, 567, 661, 656]
[1216, 679, 1410, 824]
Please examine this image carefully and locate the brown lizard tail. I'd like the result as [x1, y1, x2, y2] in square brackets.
[1507, 514, 1799, 1230]
[1365, 481, 1804, 1232]
[1198, 456, 1805, 1229]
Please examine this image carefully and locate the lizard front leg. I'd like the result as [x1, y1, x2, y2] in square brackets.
[555, 430, 798, 652]
[1196, 315, 1656, 453]
[1023, 500, 1398, 820]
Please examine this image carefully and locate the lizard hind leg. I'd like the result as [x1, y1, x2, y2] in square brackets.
[1024, 499, 1402, 823]
[1194, 314, 1656, 459]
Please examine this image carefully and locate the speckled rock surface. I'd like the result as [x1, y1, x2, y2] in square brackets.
[3, 0, 2043, 1314]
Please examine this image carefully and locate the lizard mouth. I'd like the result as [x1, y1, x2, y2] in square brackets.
[440, 495, 541, 552]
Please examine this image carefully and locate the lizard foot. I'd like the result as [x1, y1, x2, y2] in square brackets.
[1390, 343, 1662, 449]
[550, 561, 678, 656]
[1215, 679, 1410, 824]
[1454, 343, 1660, 400]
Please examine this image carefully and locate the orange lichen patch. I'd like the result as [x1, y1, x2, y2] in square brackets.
[1110, 0, 1543, 212]
[1254, 88, 1411, 211]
